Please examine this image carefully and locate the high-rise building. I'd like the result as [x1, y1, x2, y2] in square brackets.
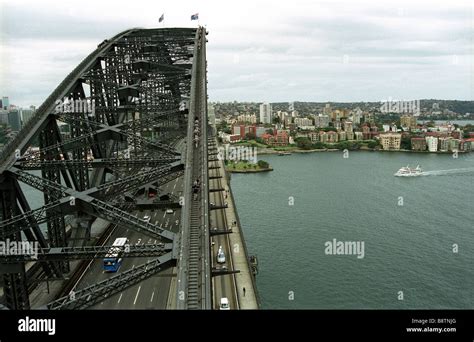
[259, 103, 272, 124]
[21, 107, 36, 125]
[350, 107, 363, 124]
[0, 109, 8, 125]
[2, 96, 9, 110]
[8, 110, 21, 131]
[207, 104, 216, 126]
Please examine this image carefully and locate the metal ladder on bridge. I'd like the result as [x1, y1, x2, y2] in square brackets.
[187, 199, 201, 309]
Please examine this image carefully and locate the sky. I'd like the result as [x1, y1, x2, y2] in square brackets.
[0, 0, 473, 107]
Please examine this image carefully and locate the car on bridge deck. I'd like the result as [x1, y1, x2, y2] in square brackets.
[217, 246, 226, 263]
[219, 297, 230, 310]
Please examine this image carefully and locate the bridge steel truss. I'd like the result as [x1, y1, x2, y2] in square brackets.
[175, 27, 211, 309]
[0, 27, 205, 310]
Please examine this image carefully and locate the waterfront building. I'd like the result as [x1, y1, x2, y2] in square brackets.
[255, 126, 267, 138]
[262, 130, 289, 146]
[425, 136, 439, 152]
[296, 132, 318, 142]
[362, 124, 372, 140]
[319, 131, 328, 143]
[379, 133, 402, 150]
[439, 137, 451, 152]
[327, 131, 339, 143]
[450, 139, 460, 152]
[411, 137, 427, 151]
[233, 124, 257, 139]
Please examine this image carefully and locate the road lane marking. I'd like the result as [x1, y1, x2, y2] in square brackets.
[133, 285, 142, 305]
[150, 291, 155, 302]
[117, 293, 123, 304]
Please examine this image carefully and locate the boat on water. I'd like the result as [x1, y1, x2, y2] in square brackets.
[394, 165, 423, 177]
[278, 152, 292, 156]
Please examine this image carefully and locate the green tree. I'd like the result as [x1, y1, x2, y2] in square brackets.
[400, 136, 412, 150]
[245, 132, 256, 140]
[367, 140, 379, 148]
[257, 160, 269, 169]
[312, 142, 326, 149]
[296, 137, 312, 150]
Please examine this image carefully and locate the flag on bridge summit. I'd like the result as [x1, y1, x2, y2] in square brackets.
[159, 13, 164, 23]
[191, 13, 199, 20]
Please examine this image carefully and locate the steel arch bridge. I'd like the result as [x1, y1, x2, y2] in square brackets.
[0, 27, 212, 310]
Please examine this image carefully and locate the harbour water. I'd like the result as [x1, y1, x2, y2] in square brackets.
[231, 151, 474, 309]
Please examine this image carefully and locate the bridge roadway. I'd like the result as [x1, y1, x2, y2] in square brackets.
[208, 146, 238, 309]
[74, 176, 183, 309]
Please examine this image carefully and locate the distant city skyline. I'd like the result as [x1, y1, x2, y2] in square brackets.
[0, 0, 472, 107]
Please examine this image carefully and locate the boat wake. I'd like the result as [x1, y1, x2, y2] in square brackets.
[421, 167, 474, 176]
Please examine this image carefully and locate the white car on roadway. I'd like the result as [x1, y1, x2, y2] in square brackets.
[219, 297, 230, 310]
[165, 209, 174, 214]
[143, 215, 151, 223]
[217, 246, 225, 263]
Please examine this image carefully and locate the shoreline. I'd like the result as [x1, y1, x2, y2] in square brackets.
[256, 147, 469, 155]
[226, 167, 273, 173]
